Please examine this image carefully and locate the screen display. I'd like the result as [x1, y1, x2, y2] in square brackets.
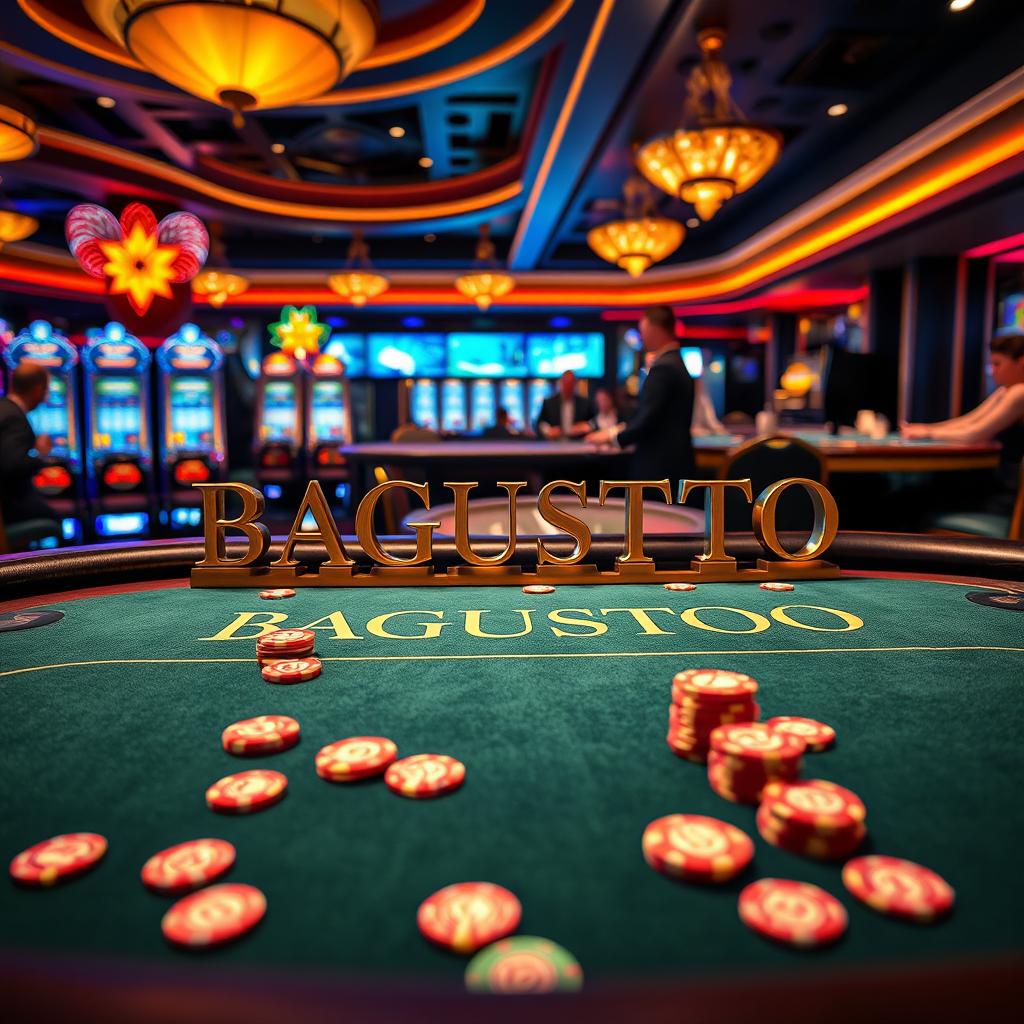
[309, 379, 347, 443]
[94, 376, 142, 453]
[447, 333, 527, 378]
[470, 379, 497, 430]
[262, 380, 298, 442]
[168, 376, 215, 452]
[324, 334, 367, 377]
[28, 376, 71, 458]
[680, 347, 704, 378]
[498, 379, 526, 431]
[526, 333, 605, 377]
[441, 379, 467, 432]
[368, 334, 446, 378]
[410, 380, 439, 430]
[528, 379, 553, 428]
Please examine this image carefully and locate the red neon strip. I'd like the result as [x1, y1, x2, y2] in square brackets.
[993, 246, 1024, 263]
[964, 231, 1024, 258]
[600, 287, 868, 320]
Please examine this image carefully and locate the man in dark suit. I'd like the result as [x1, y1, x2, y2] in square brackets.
[586, 305, 695, 488]
[0, 362, 56, 526]
[535, 370, 595, 439]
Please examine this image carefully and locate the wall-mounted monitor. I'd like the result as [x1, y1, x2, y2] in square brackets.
[323, 334, 367, 377]
[367, 334, 446, 378]
[680, 347, 704, 378]
[447, 333, 527, 378]
[526, 333, 605, 377]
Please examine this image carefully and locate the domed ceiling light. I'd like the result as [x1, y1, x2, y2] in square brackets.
[0, 211, 39, 250]
[193, 269, 249, 308]
[455, 224, 514, 311]
[635, 27, 781, 221]
[587, 176, 684, 277]
[328, 230, 389, 307]
[0, 104, 38, 162]
[82, 0, 379, 125]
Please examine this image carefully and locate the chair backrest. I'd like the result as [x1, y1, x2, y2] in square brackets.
[1010, 459, 1024, 542]
[718, 435, 827, 532]
[391, 424, 441, 443]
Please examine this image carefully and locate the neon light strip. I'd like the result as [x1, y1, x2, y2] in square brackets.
[964, 230, 1024, 258]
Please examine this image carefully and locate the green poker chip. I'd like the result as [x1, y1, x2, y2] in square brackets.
[465, 935, 583, 994]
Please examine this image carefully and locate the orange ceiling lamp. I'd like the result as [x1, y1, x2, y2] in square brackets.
[0, 104, 37, 162]
[0, 211, 38, 250]
[636, 28, 781, 221]
[193, 269, 249, 307]
[81, 0, 379, 125]
[587, 176, 684, 277]
[327, 230, 389, 306]
[455, 224, 515, 310]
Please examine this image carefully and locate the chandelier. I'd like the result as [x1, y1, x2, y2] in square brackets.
[193, 269, 250, 308]
[0, 211, 38, 250]
[328, 230, 389, 306]
[0, 104, 37, 162]
[587, 176, 684, 276]
[635, 28, 781, 221]
[82, 1, 379, 125]
[455, 224, 515, 311]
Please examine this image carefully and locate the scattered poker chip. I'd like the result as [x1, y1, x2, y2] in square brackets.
[141, 839, 236, 895]
[9, 833, 107, 887]
[674, 668, 759, 703]
[261, 657, 322, 684]
[316, 736, 398, 782]
[710, 723, 806, 764]
[259, 589, 296, 599]
[642, 814, 754, 884]
[522, 584, 555, 595]
[842, 855, 954, 923]
[663, 582, 697, 592]
[386, 753, 466, 799]
[761, 779, 866, 832]
[738, 878, 848, 948]
[161, 882, 266, 948]
[465, 936, 583, 993]
[221, 715, 301, 757]
[759, 581, 795, 592]
[766, 716, 836, 752]
[418, 882, 521, 954]
[205, 769, 288, 814]
[256, 628, 316, 654]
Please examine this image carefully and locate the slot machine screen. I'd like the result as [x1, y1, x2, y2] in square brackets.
[498, 380, 527, 431]
[447, 334, 526, 377]
[261, 380, 298, 442]
[28, 377, 71, 458]
[168, 377, 215, 452]
[528, 379, 553, 428]
[441, 379, 467, 432]
[309, 379, 346, 442]
[526, 333, 605, 377]
[410, 380, 439, 430]
[94, 377, 142, 452]
[470, 379, 497, 430]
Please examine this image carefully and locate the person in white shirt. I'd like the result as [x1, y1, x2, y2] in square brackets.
[535, 371, 595, 439]
[589, 387, 620, 432]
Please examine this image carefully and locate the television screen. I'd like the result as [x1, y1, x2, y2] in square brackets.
[447, 333, 527, 377]
[680, 347, 703, 378]
[526, 333, 605, 377]
[323, 334, 367, 376]
[367, 334, 446, 378]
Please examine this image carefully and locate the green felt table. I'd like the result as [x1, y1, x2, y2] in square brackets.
[2, 573, 1023, 1007]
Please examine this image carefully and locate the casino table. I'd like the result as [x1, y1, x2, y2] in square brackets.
[2, 533, 1023, 1024]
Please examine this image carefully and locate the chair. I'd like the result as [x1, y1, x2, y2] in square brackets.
[390, 424, 441, 443]
[717, 435, 827, 533]
[0, 505, 60, 555]
[929, 460, 1024, 542]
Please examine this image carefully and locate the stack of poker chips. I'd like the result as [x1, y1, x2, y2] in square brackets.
[707, 722, 806, 804]
[756, 779, 867, 860]
[256, 628, 316, 665]
[666, 669, 761, 763]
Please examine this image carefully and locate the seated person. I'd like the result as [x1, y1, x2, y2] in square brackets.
[901, 330, 1024, 516]
[0, 362, 55, 527]
[535, 370, 594, 439]
[481, 407, 518, 440]
[589, 387, 620, 432]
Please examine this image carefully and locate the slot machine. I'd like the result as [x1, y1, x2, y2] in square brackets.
[81, 322, 154, 539]
[498, 379, 527, 432]
[408, 379, 440, 430]
[2, 320, 85, 542]
[440, 378, 468, 433]
[469, 379, 497, 431]
[306, 353, 352, 504]
[156, 323, 226, 532]
[254, 351, 304, 498]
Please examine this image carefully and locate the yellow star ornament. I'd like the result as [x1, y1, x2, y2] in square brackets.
[99, 223, 180, 315]
[269, 305, 328, 360]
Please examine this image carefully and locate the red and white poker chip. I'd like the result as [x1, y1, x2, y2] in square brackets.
[9, 833, 108, 887]
[141, 838, 236, 895]
[161, 882, 266, 948]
